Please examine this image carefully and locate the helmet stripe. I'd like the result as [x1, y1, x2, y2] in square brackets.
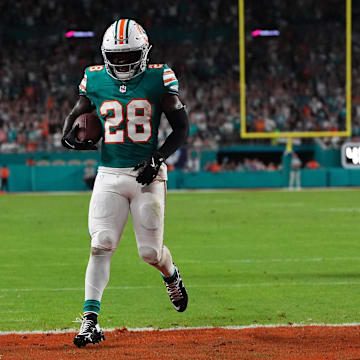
[114, 20, 119, 44]
[125, 19, 130, 44]
[118, 19, 126, 44]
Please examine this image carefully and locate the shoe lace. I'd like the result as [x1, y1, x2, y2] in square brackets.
[73, 315, 83, 324]
[166, 278, 183, 302]
[73, 316, 95, 335]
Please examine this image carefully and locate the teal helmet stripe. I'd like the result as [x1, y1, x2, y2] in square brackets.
[125, 19, 130, 44]
[114, 20, 119, 44]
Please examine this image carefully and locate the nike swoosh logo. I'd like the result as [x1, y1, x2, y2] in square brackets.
[64, 140, 75, 149]
[151, 157, 155, 168]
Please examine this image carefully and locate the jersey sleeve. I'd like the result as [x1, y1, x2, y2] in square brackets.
[162, 64, 179, 95]
[78, 71, 88, 96]
[78, 68, 95, 106]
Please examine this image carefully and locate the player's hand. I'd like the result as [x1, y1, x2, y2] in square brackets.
[134, 151, 165, 185]
[61, 125, 97, 151]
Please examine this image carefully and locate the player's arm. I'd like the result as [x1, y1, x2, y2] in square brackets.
[61, 95, 97, 150]
[158, 93, 189, 158]
[134, 94, 189, 185]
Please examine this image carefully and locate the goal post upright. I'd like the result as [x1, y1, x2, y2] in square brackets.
[238, 0, 246, 138]
[346, 0, 352, 136]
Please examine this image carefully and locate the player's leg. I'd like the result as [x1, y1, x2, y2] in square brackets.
[86, 191, 129, 304]
[289, 170, 295, 189]
[74, 173, 130, 347]
[296, 171, 301, 190]
[130, 180, 188, 312]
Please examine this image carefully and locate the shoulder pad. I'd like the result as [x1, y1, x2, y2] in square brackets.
[162, 64, 179, 95]
[86, 65, 105, 73]
[79, 65, 105, 96]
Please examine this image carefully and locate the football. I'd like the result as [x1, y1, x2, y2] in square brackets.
[73, 113, 102, 144]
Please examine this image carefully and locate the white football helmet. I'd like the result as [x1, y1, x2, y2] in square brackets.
[101, 19, 151, 81]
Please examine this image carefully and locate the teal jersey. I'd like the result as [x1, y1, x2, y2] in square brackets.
[78, 64, 179, 168]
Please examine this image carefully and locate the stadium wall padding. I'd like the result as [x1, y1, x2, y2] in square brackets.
[314, 142, 342, 167]
[0, 144, 330, 167]
[6, 165, 89, 192]
[299, 169, 328, 187]
[326, 168, 360, 187]
[179, 171, 285, 189]
[0, 152, 100, 165]
[4, 165, 360, 192]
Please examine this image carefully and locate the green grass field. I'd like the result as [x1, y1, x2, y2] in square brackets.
[1, 189, 360, 332]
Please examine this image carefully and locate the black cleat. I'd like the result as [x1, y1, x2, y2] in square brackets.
[73, 314, 105, 348]
[163, 264, 188, 312]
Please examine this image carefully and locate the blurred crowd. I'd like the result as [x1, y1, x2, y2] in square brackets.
[0, 0, 239, 154]
[203, 158, 280, 173]
[245, 0, 348, 134]
[0, 0, 359, 166]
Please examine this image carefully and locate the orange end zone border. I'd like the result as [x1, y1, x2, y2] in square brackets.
[1, 325, 360, 360]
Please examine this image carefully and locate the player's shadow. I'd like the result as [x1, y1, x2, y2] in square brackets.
[42, 343, 122, 352]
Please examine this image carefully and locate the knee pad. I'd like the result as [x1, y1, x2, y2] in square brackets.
[139, 196, 162, 230]
[138, 245, 161, 265]
[91, 229, 118, 250]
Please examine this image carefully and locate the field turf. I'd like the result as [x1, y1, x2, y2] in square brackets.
[0, 189, 360, 332]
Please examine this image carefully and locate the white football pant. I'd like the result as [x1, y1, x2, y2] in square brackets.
[88, 165, 170, 265]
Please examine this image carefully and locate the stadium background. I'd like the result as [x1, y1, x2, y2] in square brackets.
[3, 2, 360, 359]
[0, 0, 359, 191]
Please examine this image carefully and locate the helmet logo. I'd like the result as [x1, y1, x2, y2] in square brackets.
[119, 85, 127, 93]
[136, 24, 149, 44]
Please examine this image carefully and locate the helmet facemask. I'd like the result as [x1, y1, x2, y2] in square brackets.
[102, 45, 151, 81]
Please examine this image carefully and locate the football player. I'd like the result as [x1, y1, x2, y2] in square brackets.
[62, 19, 189, 348]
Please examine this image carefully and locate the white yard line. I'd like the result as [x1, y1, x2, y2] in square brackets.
[1, 323, 360, 336]
[180, 257, 360, 264]
[2, 256, 360, 268]
[322, 207, 360, 212]
[1, 280, 360, 293]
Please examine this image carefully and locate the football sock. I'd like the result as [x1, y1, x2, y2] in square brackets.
[85, 249, 114, 305]
[163, 267, 177, 283]
[156, 246, 175, 278]
[83, 300, 101, 315]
